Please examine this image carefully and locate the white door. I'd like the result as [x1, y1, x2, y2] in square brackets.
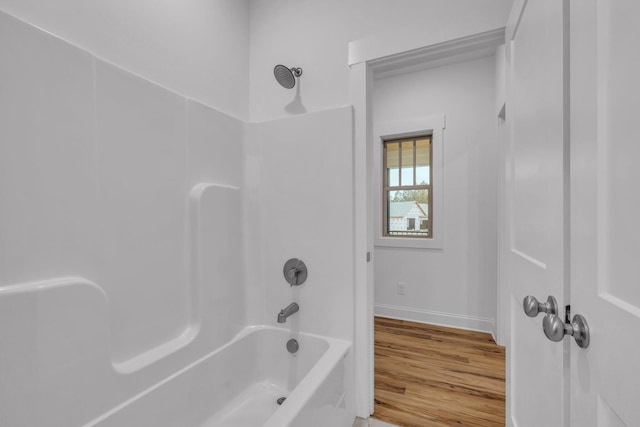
[507, 0, 640, 426]
[506, 0, 568, 426]
[570, 0, 640, 425]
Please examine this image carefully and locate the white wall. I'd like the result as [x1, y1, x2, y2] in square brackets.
[249, 0, 512, 122]
[0, 0, 250, 120]
[372, 55, 499, 334]
[0, 0, 512, 123]
[244, 107, 354, 341]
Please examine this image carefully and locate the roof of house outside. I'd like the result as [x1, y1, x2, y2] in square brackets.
[389, 201, 428, 218]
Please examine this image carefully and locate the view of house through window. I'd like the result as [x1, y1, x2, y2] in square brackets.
[383, 135, 432, 238]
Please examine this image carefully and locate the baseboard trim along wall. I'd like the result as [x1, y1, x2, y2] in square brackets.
[374, 304, 495, 337]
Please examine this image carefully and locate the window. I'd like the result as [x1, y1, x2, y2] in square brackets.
[374, 114, 444, 249]
[383, 136, 432, 238]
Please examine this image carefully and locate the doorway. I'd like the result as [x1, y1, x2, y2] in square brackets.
[350, 28, 507, 419]
[369, 48, 505, 426]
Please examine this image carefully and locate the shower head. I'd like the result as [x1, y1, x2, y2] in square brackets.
[274, 65, 303, 89]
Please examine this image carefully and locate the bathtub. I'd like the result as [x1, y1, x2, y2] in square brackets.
[84, 326, 353, 427]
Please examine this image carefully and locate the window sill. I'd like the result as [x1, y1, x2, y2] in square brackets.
[374, 235, 443, 250]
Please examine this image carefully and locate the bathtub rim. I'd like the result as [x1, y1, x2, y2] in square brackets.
[82, 324, 351, 427]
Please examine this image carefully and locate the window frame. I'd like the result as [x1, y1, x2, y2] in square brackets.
[374, 115, 445, 249]
[382, 135, 433, 239]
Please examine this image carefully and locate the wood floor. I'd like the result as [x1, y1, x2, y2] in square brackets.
[373, 317, 505, 427]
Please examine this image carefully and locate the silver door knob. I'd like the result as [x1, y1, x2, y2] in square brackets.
[542, 313, 590, 348]
[523, 295, 558, 317]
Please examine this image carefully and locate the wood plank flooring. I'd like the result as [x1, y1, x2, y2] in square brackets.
[373, 317, 505, 427]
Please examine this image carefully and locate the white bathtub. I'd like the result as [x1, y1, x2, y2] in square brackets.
[0, 182, 355, 426]
[84, 326, 353, 427]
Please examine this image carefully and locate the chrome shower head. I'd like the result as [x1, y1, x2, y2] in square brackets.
[274, 64, 303, 89]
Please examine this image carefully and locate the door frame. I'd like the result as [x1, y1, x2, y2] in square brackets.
[349, 26, 507, 418]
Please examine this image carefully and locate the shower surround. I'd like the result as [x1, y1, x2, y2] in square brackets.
[0, 10, 354, 427]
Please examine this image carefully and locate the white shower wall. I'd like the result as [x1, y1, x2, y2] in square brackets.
[244, 107, 355, 341]
[0, 5, 247, 409]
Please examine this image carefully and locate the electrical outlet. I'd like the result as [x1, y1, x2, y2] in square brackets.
[397, 282, 405, 295]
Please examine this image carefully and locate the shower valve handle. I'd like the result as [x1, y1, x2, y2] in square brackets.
[283, 258, 308, 287]
[287, 268, 299, 285]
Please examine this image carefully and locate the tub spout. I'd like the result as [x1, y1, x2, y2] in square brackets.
[277, 302, 299, 323]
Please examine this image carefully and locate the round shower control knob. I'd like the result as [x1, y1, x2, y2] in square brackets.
[283, 258, 308, 286]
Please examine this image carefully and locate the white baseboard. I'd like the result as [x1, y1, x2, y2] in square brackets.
[374, 304, 495, 336]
